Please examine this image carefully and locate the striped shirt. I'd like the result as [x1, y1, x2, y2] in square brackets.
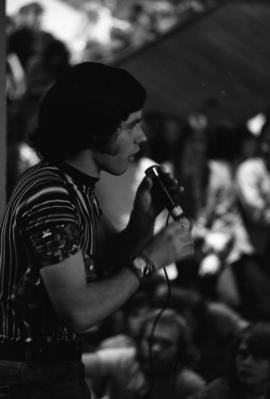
[0, 161, 101, 343]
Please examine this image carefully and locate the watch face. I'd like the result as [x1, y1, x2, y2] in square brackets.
[132, 256, 153, 280]
[133, 256, 147, 269]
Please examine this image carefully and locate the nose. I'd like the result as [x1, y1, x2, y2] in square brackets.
[135, 124, 147, 145]
[241, 354, 254, 365]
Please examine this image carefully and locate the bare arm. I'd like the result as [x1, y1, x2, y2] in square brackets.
[41, 221, 194, 334]
[40, 250, 139, 334]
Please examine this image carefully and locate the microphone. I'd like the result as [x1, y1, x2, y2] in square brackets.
[145, 165, 184, 222]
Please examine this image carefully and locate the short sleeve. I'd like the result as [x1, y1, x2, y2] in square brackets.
[20, 179, 81, 267]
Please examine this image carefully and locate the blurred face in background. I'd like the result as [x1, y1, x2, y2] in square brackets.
[126, 304, 151, 340]
[138, 320, 180, 376]
[236, 339, 269, 388]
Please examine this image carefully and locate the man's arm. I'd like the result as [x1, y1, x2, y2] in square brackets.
[40, 249, 139, 334]
[41, 221, 194, 334]
[96, 172, 180, 267]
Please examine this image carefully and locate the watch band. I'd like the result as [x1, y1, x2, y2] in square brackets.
[128, 254, 155, 283]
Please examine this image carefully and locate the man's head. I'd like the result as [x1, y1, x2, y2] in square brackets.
[137, 308, 197, 377]
[17, 2, 44, 30]
[29, 62, 147, 170]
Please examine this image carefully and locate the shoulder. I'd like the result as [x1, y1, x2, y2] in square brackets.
[176, 368, 205, 395]
[207, 301, 248, 335]
[236, 158, 264, 178]
[208, 160, 232, 184]
[16, 162, 72, 204]
[187, 377, 230, 399]
[15, 163, 79, 225]
[204, 378, 230, 398]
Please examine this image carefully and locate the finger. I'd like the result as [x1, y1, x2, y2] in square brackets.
[138, 175, 153, 192]
[180, 216, 192, 232]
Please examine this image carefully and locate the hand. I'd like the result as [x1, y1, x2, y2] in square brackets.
[132, 166, 182, 223]
[142, 221, 194, 271]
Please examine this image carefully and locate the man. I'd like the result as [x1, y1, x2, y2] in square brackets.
[236, 119, 270, 262]
[0, 62, 194, 398]
[83, 308, 205, 399]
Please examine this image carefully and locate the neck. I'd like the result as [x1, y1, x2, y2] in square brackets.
[65, 149, 100, 178]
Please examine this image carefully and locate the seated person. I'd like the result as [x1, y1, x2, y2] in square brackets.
[83, 308, 205, 399]
[188, 322, 270, 399]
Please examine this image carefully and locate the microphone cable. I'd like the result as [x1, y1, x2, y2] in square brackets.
[144, 211, 192, 396]
[145, 212, 172, 396]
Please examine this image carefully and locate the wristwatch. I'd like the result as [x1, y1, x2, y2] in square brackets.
[128, 254, 155, 283]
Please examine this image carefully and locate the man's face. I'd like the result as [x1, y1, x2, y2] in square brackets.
[138, 321, 180, 376]
[236, 340, 270, 387]
[94, 110, 147, 175]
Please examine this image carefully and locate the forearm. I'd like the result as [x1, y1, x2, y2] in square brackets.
[42, 220, 194, 336]
[62, 267, 140, 334]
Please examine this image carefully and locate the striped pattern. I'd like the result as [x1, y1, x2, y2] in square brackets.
[0, 161, 100, 342]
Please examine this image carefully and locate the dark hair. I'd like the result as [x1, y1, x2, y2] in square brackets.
[29, 62, 146, 161]
[227, 322, 270, 398]
[19, 2, 44, 16]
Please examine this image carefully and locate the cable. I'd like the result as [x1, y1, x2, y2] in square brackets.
[144, 210, 192, 395]
[145, 212, 172, 395]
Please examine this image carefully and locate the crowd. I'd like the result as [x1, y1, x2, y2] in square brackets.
[4, 2, 270, 399]
[85, 108, 270, 398]
[7, 0, 216, 66]
[79, 0, 213, 62]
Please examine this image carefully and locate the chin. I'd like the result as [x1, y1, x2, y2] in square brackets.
[105, 164, 128, 176]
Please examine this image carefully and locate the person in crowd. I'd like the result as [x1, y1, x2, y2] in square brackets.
[8, 2, 54, 71]
[0, 61, 194, 398]
[187, 322, 270, 399]
[83, 308, 205, 399]
[235, 118, 270, 268]
[154, 284, 248, 382]
[7, 3, 71, 197]
[233, 118, 270, 320]
[168, 118, 253, 310]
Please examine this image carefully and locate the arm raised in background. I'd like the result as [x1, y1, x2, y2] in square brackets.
[236, 160, 270, 227]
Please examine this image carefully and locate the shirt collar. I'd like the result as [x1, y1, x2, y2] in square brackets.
[57, 162, 99, 187]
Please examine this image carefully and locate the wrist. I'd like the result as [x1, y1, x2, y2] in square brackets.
[128, 254, 156, 284]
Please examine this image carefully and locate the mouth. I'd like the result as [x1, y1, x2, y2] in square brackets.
[128, 148, 141, 161]
[128, 151, 139, 162]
